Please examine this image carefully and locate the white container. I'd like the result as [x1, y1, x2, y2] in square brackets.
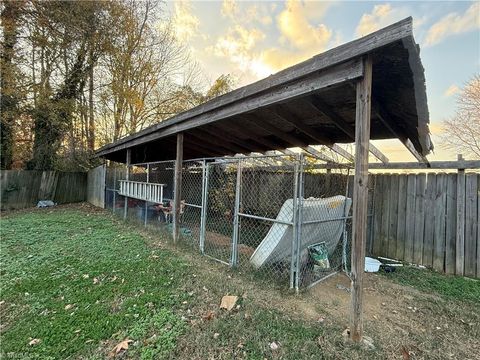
[365, 257, 382, 272]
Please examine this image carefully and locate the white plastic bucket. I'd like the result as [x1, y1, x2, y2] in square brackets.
[365, 257, 382, 272]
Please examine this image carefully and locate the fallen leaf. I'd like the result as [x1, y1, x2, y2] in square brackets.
[110, 338, 133, 356]
[220, 295, 238, 311]
[29, 338, 41, 346]
[64, 304, 74, 310]
[203, 311, 215, 321]
[401, 346, 410, 360]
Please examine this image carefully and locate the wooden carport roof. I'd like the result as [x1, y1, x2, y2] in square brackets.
[96, 17, 433, 164]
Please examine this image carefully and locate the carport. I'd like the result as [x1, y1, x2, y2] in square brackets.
[96, 17, 432, 342]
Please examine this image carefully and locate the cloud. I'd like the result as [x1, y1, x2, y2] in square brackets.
[212, 25, 270, 78]
[444, 84, 460, 97]
[173, 0, 200, 42]
[355, 4, 409, 37]
[221, 0, 237, 18]
[246, 5, 273, 26]
[277, 0, 332, 50]
[425, 3, 480, 46]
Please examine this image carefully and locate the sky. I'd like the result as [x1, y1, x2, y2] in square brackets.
[167, 0, 480, 162]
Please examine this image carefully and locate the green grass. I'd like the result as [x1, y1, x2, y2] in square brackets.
[3, 206, 477, 359]
[1, 207, 356, 359]
[0, 208, 189, 359]
[380, 266, 480, 304]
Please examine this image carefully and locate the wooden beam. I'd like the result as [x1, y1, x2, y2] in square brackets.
[372, 101, 428, 163]
[308, 95, 389, 164]
[200, 126, 260, 153]
[167, 137, 217, 157]
[184, 134, 236, 156]
[97, 59, 363, 156]
[350, 56, 372, 343]
[228, 121, 287, 151]
[97, 18, 414, 155]
[283, 159, 480, 170]
[187, 131, 248, 155]
[301, 146, 335, 163]
[247, 115, 309, 148]
[173, 133, 184, 243]
[270, 107, 355, 162]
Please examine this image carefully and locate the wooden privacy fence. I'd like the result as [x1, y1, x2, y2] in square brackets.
[370, 172, 479, 278]
[87, 165, 106, 208]
[0, 170, 87, 210]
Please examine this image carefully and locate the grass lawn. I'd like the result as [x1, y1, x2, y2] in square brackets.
[1, 204, 479, 359]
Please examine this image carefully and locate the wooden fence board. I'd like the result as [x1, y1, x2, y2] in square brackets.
[87, 165, 106, 208]
[352, 171, 478, 277]
[464, 174, 478, 277]
[0, 170, 86, 210]
[372, 175, 384, 256]
[380, 175, 391, 257]
[455, 170, 466, 275]
[445, 174, 457, 274]
[413, 174, 426, 265]
[387, 175, 399, 259]
[404, 174, 416, 263]
[422, 173, 436, 267]
[477, 174, 480, 278]
[433, 174, 447, 272]
[396, 175, 407, 260]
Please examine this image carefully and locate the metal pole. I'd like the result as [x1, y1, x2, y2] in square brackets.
[294, 154, 305, 293]
[112, 163, 116, 214]
[200, 160, 209, 254]
[144, 164, 149, 227]
[124, 149, 131, 220]
[231, 160, 242, 267]
[289, 156, 300, 290]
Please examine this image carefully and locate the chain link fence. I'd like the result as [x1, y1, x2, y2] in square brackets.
[104, 154, 375, 291]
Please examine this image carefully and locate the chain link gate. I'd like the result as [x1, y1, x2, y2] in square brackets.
[179, 160, 205, 250]
[202, 160, 237, 265]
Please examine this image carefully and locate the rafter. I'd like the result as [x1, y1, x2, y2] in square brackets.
[269, 107, 355, 162]
[372, 101, 429, 163]
[308, 95, 389, 164]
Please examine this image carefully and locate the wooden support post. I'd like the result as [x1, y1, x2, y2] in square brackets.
[350, 55, 372, 343]
[455, 154, 465, 275]
[173, 133, 184, 243]
[124, 149, 131, 220]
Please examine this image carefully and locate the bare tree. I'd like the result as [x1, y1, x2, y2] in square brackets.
[441, 75, 480, 158]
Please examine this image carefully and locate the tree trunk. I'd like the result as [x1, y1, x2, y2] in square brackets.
[0, 1, 23, 169]
[88, 52, 95, 151]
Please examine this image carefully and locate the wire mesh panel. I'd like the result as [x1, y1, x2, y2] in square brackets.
[180, 160, 205, 250]
[145, 161, 175, 236]
[237, 157, 298, 288]
[297, 161, 352, 289]
[105, 161, 127, 217]
[203, 161, 237, 264]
